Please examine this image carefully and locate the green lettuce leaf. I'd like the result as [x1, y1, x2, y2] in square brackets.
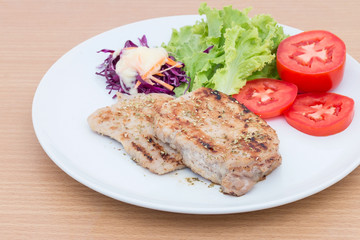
[163, 3, 287, 96]
[211, 25, 275, 95]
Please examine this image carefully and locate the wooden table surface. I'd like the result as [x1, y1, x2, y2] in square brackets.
[1, 0, 359, 239]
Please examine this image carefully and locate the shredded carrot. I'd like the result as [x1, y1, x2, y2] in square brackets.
[134, 78, 155, 88]
[166, 57, 182, 68]
[155, 72, 165, 77]
[134, 81, 141, 89]
[146, 79, 155, 85]
[150, 76, 174, 91]
[141, 57, 167, 79]
[159, 65, 181, 74]
[123, 47, 137, 50]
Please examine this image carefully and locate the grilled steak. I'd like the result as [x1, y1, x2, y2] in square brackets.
[87, 93, 185, 174]
[154, 87, 281, 196]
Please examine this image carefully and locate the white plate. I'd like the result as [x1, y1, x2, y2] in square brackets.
[32, 15, 360, 214]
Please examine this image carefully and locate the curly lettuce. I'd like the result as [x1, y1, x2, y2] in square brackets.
[164, 3, 287, 96]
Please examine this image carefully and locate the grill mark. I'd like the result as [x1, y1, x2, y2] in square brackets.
[227, 128, 272, 154]
[219, 94, 253, 122]
[210, 90, 222, 100]
[208, 88, 250, 114]
[227, 95, 240, 104]
[190, 133, 218, 153]
[259, 142, 268, 150]
[131, 142, 153, 162]
[148, 137, 165, 153]
[266, 157, 276, 164]
[200, 88, 211, 97]
[248, 142, 261, 152]
[227, 99, 252, 114]
[241, 104, 251, 113]
[198, 138, 216, 152]
[235, 132, 270, 153]
[145, 136, 182, 164]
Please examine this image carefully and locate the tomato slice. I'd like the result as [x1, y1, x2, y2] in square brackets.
[284, 93, 354, 136]
[233, 78, 298, 118]
[276, 30, 346, 93]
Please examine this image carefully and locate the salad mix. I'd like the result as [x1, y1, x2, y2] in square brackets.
[96, 35, 190, 97]
[164, 3, 287, 96]
[97, 3, 287, 97]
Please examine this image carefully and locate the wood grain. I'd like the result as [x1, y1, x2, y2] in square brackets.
[0, 0, 359, 239]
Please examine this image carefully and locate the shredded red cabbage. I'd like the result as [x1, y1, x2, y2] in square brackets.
[96, 35, 190, 98]
[203, 45, 214, 53]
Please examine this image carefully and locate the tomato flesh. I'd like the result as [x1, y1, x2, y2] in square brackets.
[284, 93, 354, 136]
[277, 30, 346, 93]
[233, 78, 298, 118]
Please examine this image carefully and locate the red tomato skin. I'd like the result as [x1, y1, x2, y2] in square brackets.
[233, 78, 298, 119]
[284, 93, 355, 136]
[277, 58, 345, 93]
[276, 30, 346, 93]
